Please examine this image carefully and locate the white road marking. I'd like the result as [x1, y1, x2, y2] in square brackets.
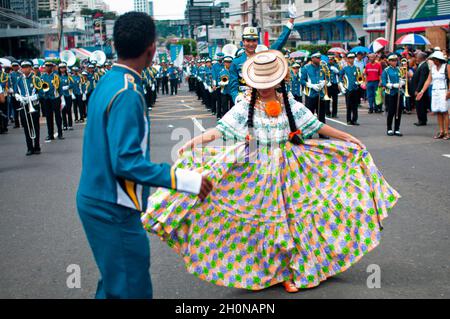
[192, 117, 206, 133]
[325, 117, 350, 126]
[182, 104, 194, 110]
[443, 154, 450, 159]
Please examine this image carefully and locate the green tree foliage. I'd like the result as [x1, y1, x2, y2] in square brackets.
[177, 38, 197, 56]
[155, 20, 181, 38]
[345, 0, 363, 15]
[80, 8, 117, 20]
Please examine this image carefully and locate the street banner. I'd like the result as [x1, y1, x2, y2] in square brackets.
[159, 52, 168, 63]
[170, 44, 184, 67]
[208, 46, 218, 59]
[44, 50, 59, 58]
[197, 41, 209, 55]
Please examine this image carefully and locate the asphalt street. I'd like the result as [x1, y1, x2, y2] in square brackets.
[0, 84, 449, 299]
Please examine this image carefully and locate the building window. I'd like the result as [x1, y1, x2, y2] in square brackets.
[304, 0, 312, 3]
[336, 11, 345, 16]
[336, 0, 345, 3]
[304, 11, 313, 18]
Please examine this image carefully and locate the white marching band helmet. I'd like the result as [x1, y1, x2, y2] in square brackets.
[59, 50, 77, 67]
[221, 44, 238, 58]
[90, 50, 107, 66]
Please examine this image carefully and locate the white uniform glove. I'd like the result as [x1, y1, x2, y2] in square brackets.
[386, 83, 393, 89]
[392, 83, 400, 89]
[61, 96, 66, 108]
[8, 88, 14, 94]
[338, 82, 346, 94]
[399, 79, 406, 88]
[318, 80, 325, 89]
[62, 85, 69, 91]
[330, 66, 339, 74]
[31, 94, 39, 102]
[71, 93, 75, 99]
[14, 94, 23, 103]
[287, 0, 297, 19]
[152, 84, 155, 91]
[327, 81, 332, 87]
[82, 93, 87, 101]
[311, 84, 321, 92]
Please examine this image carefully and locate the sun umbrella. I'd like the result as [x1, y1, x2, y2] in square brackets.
[328, 47, 347, 54]
[369, 37, 388, 53]
[321, 55, 329, 63]
[350, 46, 370, 54]
[395, 34, 430, 45]
[290, 50, 310, 58]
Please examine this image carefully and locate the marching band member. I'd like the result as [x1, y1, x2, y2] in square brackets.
[32, 64, 41, 77]
[155, 62, 162, 94]
[212, 53, 224, 118]
[382, 54, 404, 136]
[150, 64, 158, 106]
[290, 62, 302, 103]
[41, 60, 64, 141]
[10, 61, 21, 128]
[327, 54, 340, 118]
[76, 12, 211, 299]
[229, 2, 297, 104]
[339, 53, 360, 126]
[15, 60, 41, 155]
[0, 64, 9, 134]
[217, 55, 233, 119]
[300, 52, 328, 138]
[86, 64, 97, 104]
[58, 62, 74, 131]
[81, 70, 90, 118]
[71, 66, 85, 123]
[203, 58, 214, 112]
[168, 62, 178, 95]
[161, 62, 169, 95]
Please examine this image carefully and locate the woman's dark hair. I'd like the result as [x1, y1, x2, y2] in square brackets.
[246, 81, 302, 145]
[113, 12, 156, 59]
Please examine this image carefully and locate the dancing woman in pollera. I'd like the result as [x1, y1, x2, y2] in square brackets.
[142, 50, 400, 293]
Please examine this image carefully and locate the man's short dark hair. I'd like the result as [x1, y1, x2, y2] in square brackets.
[114, 12, 156, 59]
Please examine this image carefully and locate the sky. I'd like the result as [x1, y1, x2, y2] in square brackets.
[105, 0, 188, 20]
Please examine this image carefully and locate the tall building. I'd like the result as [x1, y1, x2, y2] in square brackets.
[10, 0, 39, 21]
[0, 0, 11, 9]
[134, 0, 152, 15]
[148, 1, 153, 16]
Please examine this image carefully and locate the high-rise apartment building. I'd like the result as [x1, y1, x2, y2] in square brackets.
[10, 0, 39, 21]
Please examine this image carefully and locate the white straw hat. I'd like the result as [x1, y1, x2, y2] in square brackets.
[429, 50, 446, 61]
[242, 50, 288, 90]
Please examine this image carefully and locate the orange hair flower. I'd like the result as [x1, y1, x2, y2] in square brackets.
[264, 100, 282, 117]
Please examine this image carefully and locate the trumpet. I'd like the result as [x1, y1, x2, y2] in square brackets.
[303, 73, 311, 96]
[400, 66, 410, 98]
[320, 61, 331, 101]
[42, 81, 50, 92]
[220, 75, 229, 85]
[356, 68, 365, 85]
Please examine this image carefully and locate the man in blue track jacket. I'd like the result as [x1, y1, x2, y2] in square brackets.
[76, 12, 213, 299]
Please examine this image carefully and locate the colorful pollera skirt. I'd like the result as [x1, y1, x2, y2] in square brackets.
[141, 140, 400, 290]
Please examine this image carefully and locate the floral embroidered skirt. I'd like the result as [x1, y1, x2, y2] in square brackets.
[141, 140, 400, 290]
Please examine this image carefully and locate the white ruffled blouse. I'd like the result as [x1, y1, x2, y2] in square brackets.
[217, 91, 324, 145]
